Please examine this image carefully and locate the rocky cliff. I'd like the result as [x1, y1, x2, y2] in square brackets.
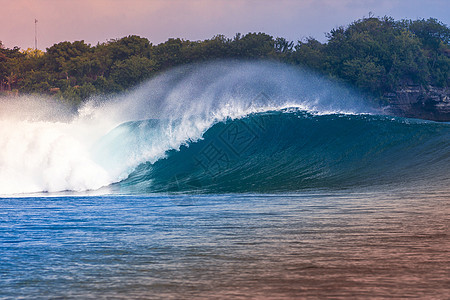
[384, 86, 450, 122]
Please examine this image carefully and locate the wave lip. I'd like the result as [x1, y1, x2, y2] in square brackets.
[3, 61, 448, 195]
[119, 110, 450, 193]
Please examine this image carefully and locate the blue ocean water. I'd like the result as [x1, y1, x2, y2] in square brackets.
[1, 188, 449, 299]
[1, 61, 449, 298]
[118, 111, 450, 193]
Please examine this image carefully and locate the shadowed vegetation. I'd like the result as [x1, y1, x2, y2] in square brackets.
[1, 17, 449, 104]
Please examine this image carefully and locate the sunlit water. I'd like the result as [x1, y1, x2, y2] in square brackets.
[1, 186, 448, 299]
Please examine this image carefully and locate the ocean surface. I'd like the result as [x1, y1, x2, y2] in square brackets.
[1, 188, 449, 299]
[1, 61, 449, 298]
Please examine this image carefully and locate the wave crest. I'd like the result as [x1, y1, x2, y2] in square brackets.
[119, 110, 450, 193]
[3, 61, 446, 195]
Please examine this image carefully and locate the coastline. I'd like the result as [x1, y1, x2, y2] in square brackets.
[384, 85, 450, 122]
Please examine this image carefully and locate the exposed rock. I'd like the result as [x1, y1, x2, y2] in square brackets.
[384, 86, 450, 122]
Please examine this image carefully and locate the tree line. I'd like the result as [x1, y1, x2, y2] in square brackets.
[1, 16, 449, 104]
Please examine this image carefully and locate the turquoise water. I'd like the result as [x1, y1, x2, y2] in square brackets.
[119, 111, 450, 193]
[1, 111, 449, 299]
[1, 62, 449, 298]
[1, 187, 449, 299]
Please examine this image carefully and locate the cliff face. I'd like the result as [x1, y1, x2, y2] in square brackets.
[384, 86, 450, 122]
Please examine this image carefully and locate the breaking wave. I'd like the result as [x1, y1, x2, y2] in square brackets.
[0, 61, 448, 195]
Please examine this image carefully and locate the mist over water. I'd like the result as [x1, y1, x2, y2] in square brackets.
[1, 60, 448, 195]
[1, 61, 449, 299]
[0, 96, 112, 194]
[0, 61, 379, 195]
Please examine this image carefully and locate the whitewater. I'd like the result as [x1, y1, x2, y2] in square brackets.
[2, 61, 450, 299]
[0, 61, 448, 195]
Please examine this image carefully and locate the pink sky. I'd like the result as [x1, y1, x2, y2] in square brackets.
[1, 0, 449, 50]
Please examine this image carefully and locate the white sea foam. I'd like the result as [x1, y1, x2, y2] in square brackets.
[0, 61, 374, 195]
[0, 119, 111, 194]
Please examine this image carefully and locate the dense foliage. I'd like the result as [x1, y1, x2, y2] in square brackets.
[1, 17, 449, 103]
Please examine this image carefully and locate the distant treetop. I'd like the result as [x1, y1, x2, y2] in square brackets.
[0, 16, 448, 103]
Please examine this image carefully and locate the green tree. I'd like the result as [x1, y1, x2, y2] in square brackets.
[19, 70, 52, 93]
[405, 18, 450, 51]
[292, 37, 326, 70]
[1, 16, 448, 106]
[106, 35, 152, 61]
[231, 32, 274, 58]
[324, 17, 429, 94]
[110, 56, 156, 89]
[45, 40, 92, 73]
[182, 35, 231, 62]
[151, 38, 184, 69]
[62, 83, 97, 103]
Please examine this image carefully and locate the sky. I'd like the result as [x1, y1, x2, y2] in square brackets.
[0, 0, 449, 50]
